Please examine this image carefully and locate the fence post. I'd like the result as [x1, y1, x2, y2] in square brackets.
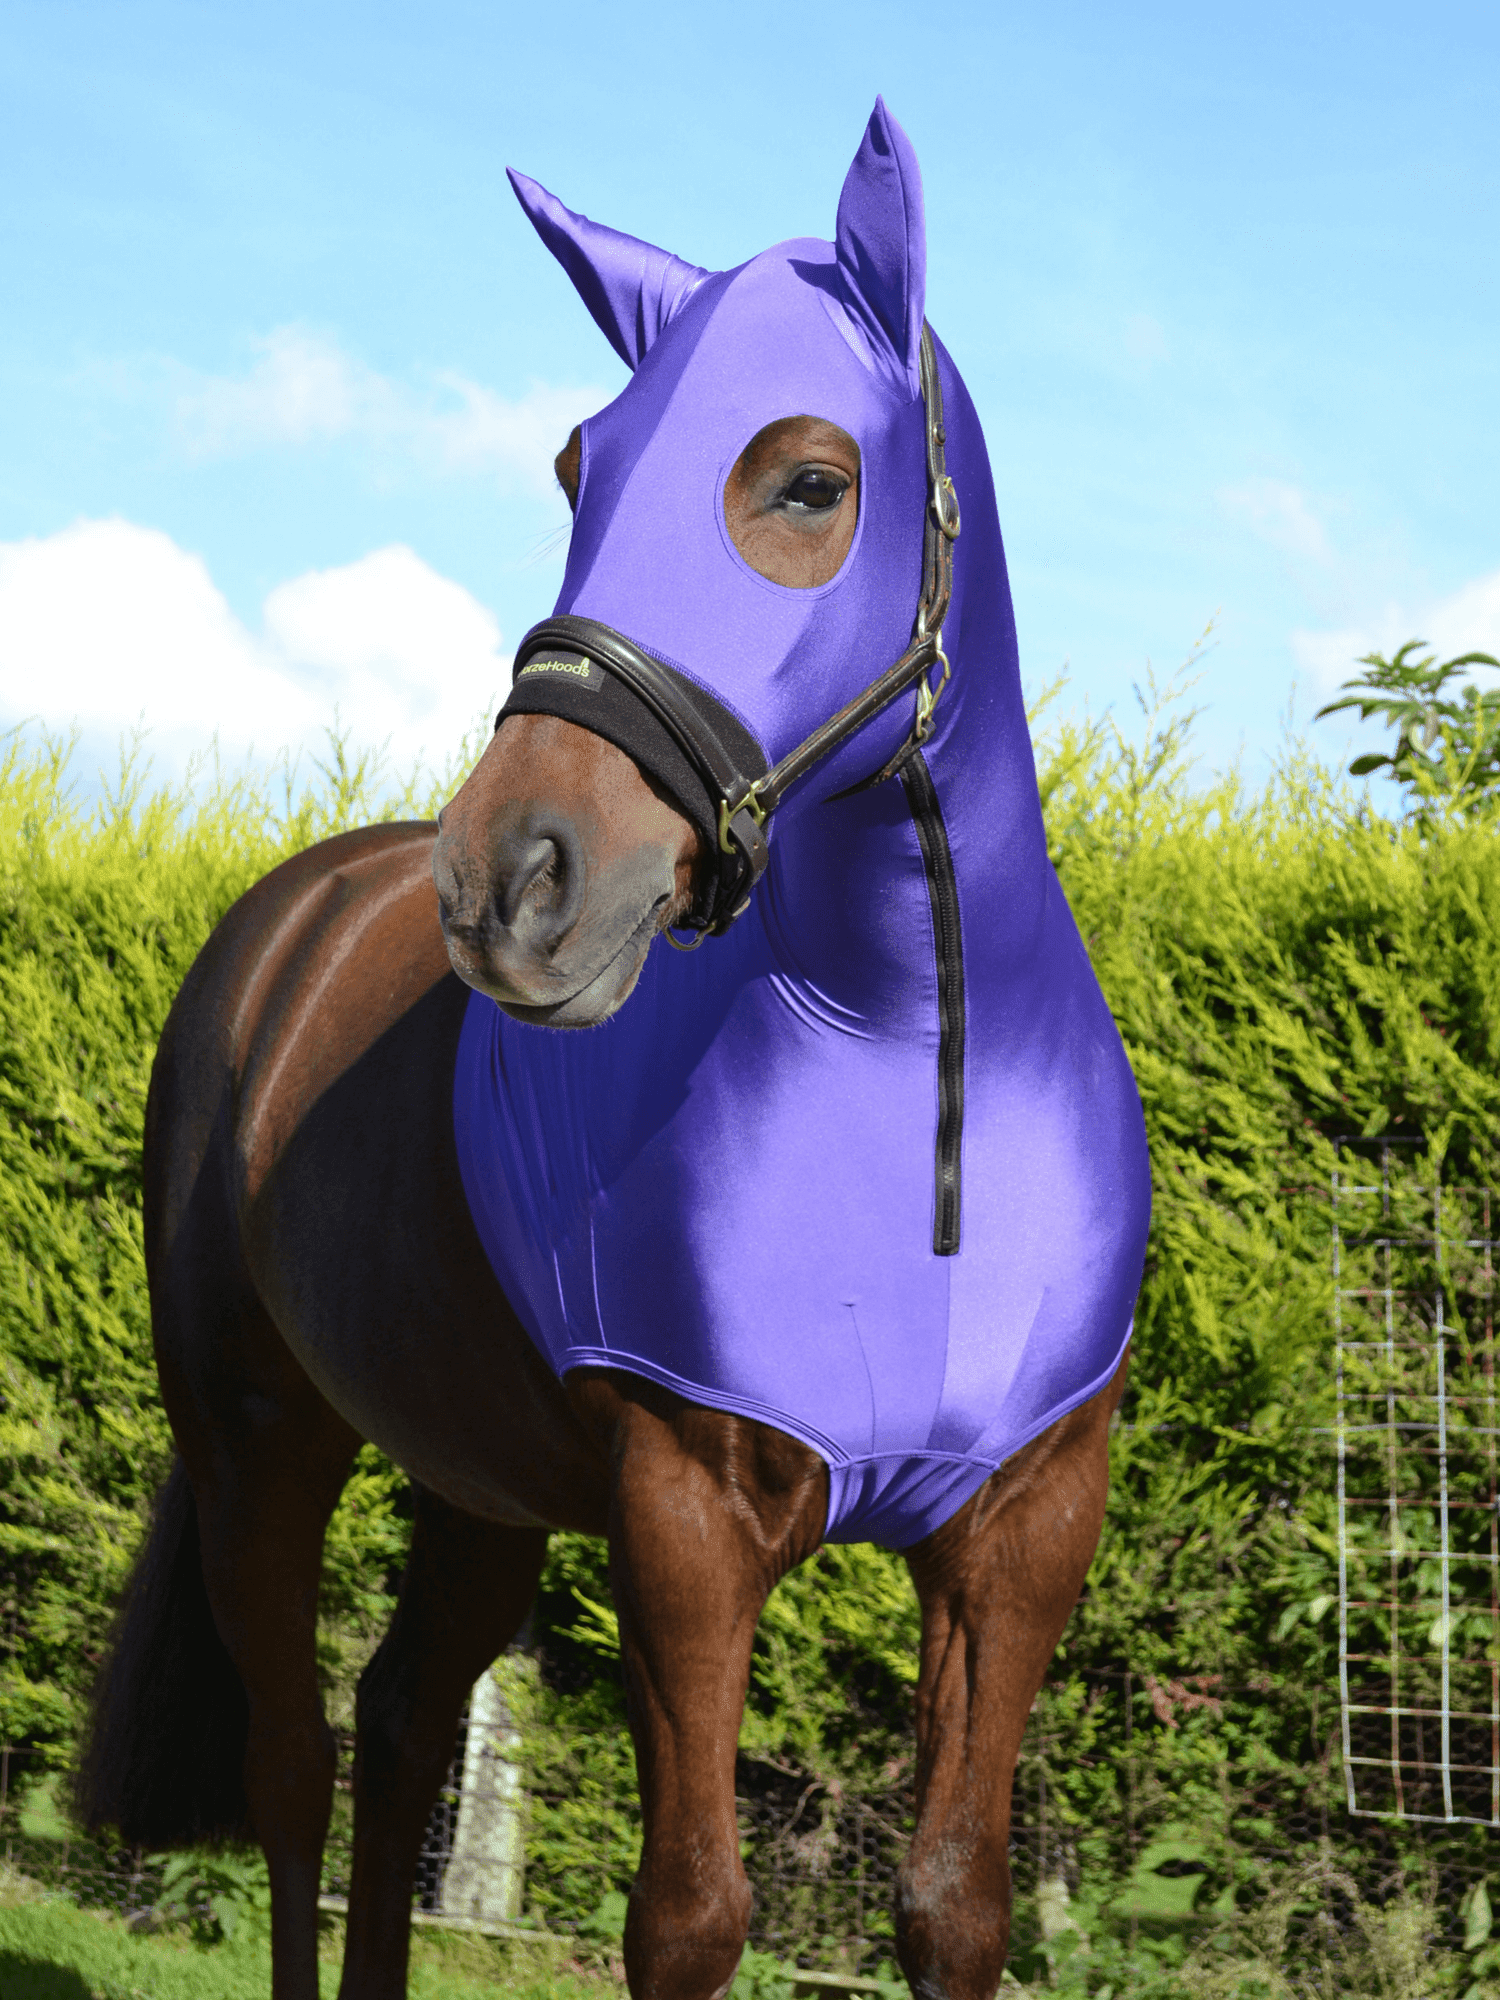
[439, 1662, 525, 1923]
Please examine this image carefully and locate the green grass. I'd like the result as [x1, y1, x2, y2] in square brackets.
[0, 1883, 618, 2000]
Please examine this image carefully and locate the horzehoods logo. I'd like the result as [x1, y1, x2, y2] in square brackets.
[517, 655, 603, 689]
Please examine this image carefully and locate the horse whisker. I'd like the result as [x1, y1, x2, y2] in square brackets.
[523, 522, 573, 567]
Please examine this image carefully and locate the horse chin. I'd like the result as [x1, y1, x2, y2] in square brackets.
[450, 900, 664, 1030]
[493, 948, 650, 1029]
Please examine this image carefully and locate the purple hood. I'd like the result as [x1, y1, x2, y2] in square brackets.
[454, 101, 1150, 1548]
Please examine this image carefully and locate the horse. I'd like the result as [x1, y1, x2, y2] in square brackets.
[78, 100, 1150, 2000]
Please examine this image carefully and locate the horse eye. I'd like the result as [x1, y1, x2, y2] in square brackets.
[785, 470, 846, 512]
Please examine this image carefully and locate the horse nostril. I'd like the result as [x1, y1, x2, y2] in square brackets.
[493, 821, 586, 945]
[431, 847, 461, 924]
[498, 838, 556, 926]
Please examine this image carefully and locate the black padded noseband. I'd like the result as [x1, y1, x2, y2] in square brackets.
[502, 620, 769, 933]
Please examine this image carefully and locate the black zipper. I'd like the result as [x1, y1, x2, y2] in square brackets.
[899, 749, 966, 1255]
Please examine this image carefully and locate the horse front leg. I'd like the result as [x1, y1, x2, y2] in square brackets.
[572, 1372, 827, 2000]
[898, 1350, 1129, 2000]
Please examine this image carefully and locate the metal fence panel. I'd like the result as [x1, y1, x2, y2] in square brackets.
[1334, 1156, 1500, 1823]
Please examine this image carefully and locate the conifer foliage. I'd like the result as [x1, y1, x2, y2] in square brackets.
[3, 660, 1500, 1964]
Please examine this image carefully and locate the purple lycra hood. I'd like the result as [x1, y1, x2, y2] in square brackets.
[506, 98, 963, 815]
[454, 103, 1151, 1551]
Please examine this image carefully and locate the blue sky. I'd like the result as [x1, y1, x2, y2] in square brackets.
[2, 0, 1497, 787]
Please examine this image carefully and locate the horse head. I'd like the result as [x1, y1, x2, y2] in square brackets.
[433, 98, 944, 1027]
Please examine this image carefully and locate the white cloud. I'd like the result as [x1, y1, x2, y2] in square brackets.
[422, 375, 601, 483]
[1290, 623, 1383, 702]
[173, 327, 611, 497]
[0, 520, 313, 742]
[1219, 479, 1332, 564]
[175, 327, 394, 451]
[264, 546, 503, 756]
[1292, 567, 1500, 705]
[0, 519, 504, 777]
[1426, 569, 1500, 662]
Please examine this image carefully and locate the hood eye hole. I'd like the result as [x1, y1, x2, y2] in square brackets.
[785, 470, 847, 512]
[724, 415, 861, 588]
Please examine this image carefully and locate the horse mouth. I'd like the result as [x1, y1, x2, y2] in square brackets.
[445, 895, 670, 1029]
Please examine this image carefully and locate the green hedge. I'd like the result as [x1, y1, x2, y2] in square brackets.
[3, 694, 1499, 1975]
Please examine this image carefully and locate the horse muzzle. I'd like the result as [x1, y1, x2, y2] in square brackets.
[432, 717, 695, 1027]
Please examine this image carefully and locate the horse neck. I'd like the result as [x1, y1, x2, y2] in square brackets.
[764, 627, 1052, 1030]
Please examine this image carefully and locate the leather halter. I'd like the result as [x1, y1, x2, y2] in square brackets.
[501, 321, 960, 939]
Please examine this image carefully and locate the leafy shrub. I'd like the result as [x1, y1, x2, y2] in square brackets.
[1316, 639, 1500, 812]
[152, 1848, 271, 1944]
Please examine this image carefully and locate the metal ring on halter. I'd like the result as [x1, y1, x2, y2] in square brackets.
[914, 643, 952, 743]
[933, 474, 961, 541]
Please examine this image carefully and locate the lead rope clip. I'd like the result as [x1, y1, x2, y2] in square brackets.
[914, 641, 951, 744]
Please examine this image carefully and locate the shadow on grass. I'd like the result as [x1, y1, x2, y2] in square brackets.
[0, 1952, 95, 1999]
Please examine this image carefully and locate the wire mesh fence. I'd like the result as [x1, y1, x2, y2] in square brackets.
[0, 1742, 162, 1919]
[344, 1714, 914, 1970]
[1333, 1151, 1500, 1825]
[0, 1673, 1491, 1979]
[735, 1774, 908, 1971]
[0, 1698, 1476, 1978]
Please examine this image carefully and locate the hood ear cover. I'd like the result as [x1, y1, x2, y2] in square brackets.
[508, 96, 927, 398]
[504, 167, 711, 371]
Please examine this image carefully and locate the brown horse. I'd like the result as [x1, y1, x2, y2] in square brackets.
[79, 127, 1134, 2000]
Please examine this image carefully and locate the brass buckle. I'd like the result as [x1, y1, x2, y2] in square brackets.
[717, 785, 769, 857]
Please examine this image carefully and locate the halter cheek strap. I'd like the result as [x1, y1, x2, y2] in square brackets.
[498, 321, 960, 938]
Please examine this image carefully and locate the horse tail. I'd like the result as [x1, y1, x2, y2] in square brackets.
[74, 1457, 251, 1846]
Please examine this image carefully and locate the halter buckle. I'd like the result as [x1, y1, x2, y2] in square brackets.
[718, 785, 769, 857]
